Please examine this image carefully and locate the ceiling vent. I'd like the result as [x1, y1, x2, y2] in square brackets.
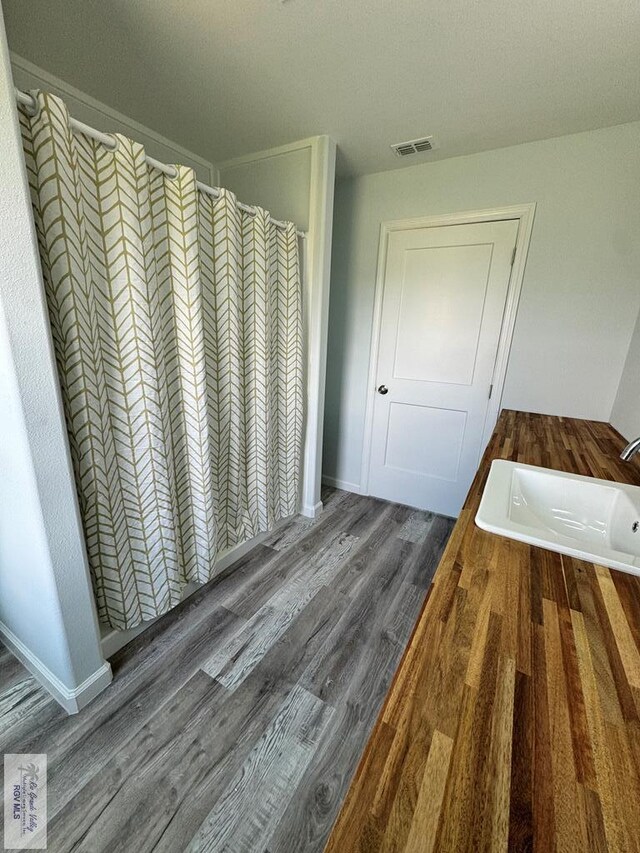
[391, 136, 436, 157]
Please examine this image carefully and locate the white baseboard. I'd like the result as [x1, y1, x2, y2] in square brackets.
[0, 619, 112, 715]
[300, 500, 323, 519]
[321, 475, 362, 494]
[100, 527, 274, 659]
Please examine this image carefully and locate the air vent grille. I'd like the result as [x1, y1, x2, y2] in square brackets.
[391, 136, 436, 157]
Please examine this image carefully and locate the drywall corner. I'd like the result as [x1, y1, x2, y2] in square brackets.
[0, 620, 112, 714]
[611, 307, 640, 441]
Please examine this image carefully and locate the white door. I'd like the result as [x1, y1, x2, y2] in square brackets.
[367, 219, 519, 516]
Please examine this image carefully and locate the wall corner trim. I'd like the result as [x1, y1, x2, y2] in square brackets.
[0, 620, 112, 715]
[301, 500, 324, 519]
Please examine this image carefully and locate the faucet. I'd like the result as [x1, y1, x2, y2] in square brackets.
[621, 436, 640, 461]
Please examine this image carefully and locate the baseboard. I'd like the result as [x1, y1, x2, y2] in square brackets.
[0, 619, 112, 715]
[214, 530, 270, 574]
[100, 528, 273, 659]
[300, 500, 323, 519]
[321, 475, 362, 494]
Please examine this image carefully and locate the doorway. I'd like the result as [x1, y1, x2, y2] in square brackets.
[361, 206, 535, 516]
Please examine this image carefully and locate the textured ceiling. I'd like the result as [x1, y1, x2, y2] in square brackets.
[4, 0, 640, 175]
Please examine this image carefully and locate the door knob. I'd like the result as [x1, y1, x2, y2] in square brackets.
[377, 384, 389, 395]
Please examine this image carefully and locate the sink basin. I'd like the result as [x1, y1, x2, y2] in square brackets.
[475, 460, 640, 575]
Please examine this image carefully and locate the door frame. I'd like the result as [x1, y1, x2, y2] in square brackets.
[360, 203, 536, 496]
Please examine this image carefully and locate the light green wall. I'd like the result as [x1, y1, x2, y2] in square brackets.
[11, 55, 216, 184]
[219, 146, 312, 231]
[324, 122, 640, 488]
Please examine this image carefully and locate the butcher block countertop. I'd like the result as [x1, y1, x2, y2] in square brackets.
[325, 410, 640, 853]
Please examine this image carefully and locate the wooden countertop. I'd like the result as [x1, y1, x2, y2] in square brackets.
[325, 410, 640, 852]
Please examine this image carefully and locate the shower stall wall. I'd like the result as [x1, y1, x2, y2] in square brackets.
[20, 89, 305, 631]
[2, 46, 336, 702]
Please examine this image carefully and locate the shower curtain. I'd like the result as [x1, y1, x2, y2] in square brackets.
[19, 91, 303, 630]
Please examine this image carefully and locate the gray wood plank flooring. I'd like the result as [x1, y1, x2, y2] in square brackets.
[0, 488, 454, 852]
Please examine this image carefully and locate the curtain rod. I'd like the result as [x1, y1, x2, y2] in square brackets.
[15, 89, 307, 239]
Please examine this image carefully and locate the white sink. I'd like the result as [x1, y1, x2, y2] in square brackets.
[475, 460, 640, 576]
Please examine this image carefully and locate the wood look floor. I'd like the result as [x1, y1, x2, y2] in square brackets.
[326, 410, 640, 853]
[0, 487, 454, 853]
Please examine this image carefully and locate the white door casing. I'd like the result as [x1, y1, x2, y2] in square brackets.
[362, 207, 534, 516]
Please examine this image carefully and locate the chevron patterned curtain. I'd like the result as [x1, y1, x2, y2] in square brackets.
[19, 92, 303, 630]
